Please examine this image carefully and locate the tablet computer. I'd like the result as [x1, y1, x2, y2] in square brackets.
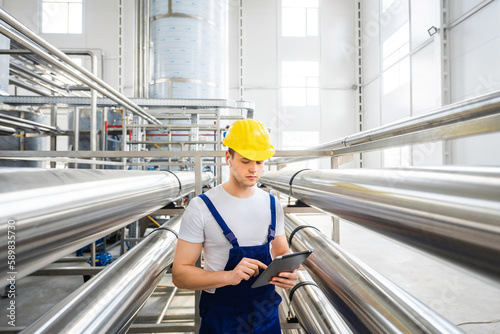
[251, 250, 313, 288]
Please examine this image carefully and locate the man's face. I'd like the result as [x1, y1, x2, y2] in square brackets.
[226, 151, 264, 188]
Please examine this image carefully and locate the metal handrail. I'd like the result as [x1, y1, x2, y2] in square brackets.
[0, 8, 162, 125]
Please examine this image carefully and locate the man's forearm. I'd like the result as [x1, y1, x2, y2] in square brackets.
[172, 264, 228, 290]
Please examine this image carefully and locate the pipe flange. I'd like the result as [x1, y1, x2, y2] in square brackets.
[288, 225, 320, 246]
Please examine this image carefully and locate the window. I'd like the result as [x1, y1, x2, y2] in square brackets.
[282, 61, 319, 106]
[382, 56, 409, 95]
[282, 0, 319, 37]
[382, 22, 409, 69]
[42, 0, 83, 34]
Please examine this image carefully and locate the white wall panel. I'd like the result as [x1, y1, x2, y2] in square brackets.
[412, 142, 443, 166]
[411, 43, 439, 114]
[2, 0, 39, 31]
[449, 0, 485, 23]
[242, 0, 278, 87]
[449, 0, 500, 102]
[410, 0, 437, 49]
[321, 89, 355, 142]
[451, 133, 500, 166]
[321, 0, 355, 87]
[361, 0, 381, 84]
[362, 78, 382, 168]
[228, 1, 240, 98]
[379, 0, 409, 42]
[381, 81, 410, 124]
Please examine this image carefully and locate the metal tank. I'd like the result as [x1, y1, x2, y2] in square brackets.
[149, 0, 228, 99]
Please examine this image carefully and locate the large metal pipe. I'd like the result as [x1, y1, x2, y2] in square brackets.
[261, 168, 500, 281]
[21, 215, 183, 334]
[289, 270, 353, 334]
[0, 168, 213, 281]
[284, 215, 465, 334]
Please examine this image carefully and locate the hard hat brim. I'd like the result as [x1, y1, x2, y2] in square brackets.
[236, 147, 275, 161]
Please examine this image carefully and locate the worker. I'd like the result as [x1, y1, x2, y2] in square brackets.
[172, 119, 298, 333]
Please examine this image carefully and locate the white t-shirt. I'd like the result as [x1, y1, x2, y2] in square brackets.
[179, 185, 285, 292]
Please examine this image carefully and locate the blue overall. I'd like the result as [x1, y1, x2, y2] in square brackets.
[198, 193, 282, 334]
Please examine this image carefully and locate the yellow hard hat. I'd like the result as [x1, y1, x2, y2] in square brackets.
[223, 119, 275, 161]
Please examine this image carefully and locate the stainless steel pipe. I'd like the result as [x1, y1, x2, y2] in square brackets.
[284, 215, 465, 334]
[272, 89, 500, 163]
[261, 168, 500, 281]
[289, 270, 353, 334]
[0, 168, 213, 281]
[0, 8, 161, 125]
[21, 215, 183, 334]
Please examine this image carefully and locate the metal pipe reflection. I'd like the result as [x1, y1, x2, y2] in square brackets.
[261, 167, 500, 281]
[21, 216, 183, 334]
[0, 168, 213, 281]
[284, 214, 464, 334]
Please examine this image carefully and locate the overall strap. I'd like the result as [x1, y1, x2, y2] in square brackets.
[199, 193, 239, 247]
[268, 193, 276, 243]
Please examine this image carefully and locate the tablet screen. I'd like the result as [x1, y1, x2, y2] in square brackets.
[251, 250, 313, 288]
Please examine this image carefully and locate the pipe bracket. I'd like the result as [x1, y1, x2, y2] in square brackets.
[288, 281, 319, 304]
[165, 170, 182, 198]
[152, 227, 179, 238]
[288, 225, 320, 246]
[288, 169, 310, 197]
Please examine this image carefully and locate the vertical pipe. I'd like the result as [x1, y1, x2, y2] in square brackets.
[90, 52, 98, 169]
[144, 0, 150, 98]
[73, 107, 80, 169]
[155, 287, 178, 325]
[90, 242, 96, 267]
[135, 0, 144, 98]
[101, 107, 108, 151]
[121, 109, 128, 169]
[50, 105, 57, 168]
[194, 155, 202, 196]
[216, 108, 222, 185]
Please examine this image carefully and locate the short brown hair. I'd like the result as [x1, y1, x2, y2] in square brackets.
[227, 148, 236, 157]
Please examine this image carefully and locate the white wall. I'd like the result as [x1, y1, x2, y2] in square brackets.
[230, 0, 356, 168]
[361, 0, 500, 168]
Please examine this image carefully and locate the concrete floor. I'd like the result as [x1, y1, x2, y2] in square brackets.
[1, 214, 499, 333]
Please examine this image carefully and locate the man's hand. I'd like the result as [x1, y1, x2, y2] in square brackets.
[269, 269, 299, 289]
[225, 258, 267, 286]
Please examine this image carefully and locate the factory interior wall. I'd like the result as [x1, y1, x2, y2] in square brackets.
[361, 0, 500, 168]
[1, 0, 134, 95]
[229, 0, 357, 170]
[1, 0, 499, 167]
